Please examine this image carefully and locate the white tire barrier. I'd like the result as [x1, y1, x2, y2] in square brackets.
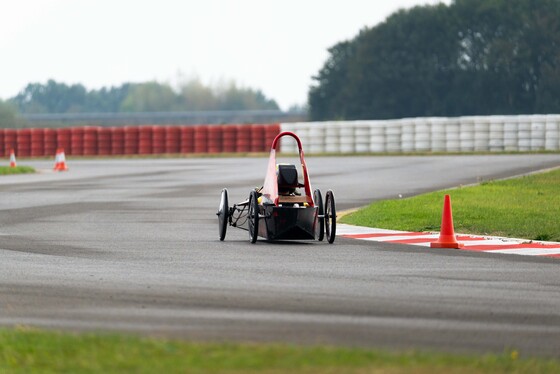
[386, 122, 402, 153]
[325, 121, 341, 153]
[545, 115, 559, 151]
[280, 114, 560, 154]
[400, 119, 415, 152]
[307, 123, 325, 154]
[445, 118, 461, 152]
[430, 117, 447, 152]
[354, 121, 370, 153]
[459, 117, 475, 152]
[414, 117, 430, 151]
[504, 117, 518, 151]
[474, 116, 490, 151]
[531, 115, 546, 151]
[489, 116, 505, 152]
[517, 115, 532, 151]
[339, 124, 355, 153]
[369, 121, 385, 153]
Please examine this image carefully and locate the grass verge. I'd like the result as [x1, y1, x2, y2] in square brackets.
[0, 166, 35, 175]
[1, 327, 559, 373]
[340, 168, 560, 241]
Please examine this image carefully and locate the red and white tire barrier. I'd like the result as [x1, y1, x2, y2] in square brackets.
[338, 224, 560, 259]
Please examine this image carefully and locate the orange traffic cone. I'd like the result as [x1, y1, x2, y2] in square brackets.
[430, 194, 464, 249]
[53, 149, 60, 170]
[9, 149, 17, 168]
[53, 148, 69, 171]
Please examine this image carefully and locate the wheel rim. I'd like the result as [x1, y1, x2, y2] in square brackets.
[218, 189, 228, 241]
[325, 190, 336, 244]
[325, 198, 331, 239]
[248, 191, 259, 243]
[314, 189, 324, 241]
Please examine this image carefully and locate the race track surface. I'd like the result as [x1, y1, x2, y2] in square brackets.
[1, 154, 559, 356]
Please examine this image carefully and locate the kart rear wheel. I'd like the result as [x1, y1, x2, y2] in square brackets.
[217, 188, 229, 241]
[313, 189, 324, 241]
[325, 190, 336, 244]
[248, 190, 259, 243]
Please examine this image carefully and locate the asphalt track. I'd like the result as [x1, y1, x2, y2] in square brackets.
[1, 154, 560, 357]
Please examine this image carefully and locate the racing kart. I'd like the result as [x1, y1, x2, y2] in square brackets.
[217, 131, 336, 243]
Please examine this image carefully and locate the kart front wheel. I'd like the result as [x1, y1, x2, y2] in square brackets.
[313, 189, 324, 241]
[325, 190, 336, 244]
[248, 190, 259, 244]
[217, 188, 229, 241]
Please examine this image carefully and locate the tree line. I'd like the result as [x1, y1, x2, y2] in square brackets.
[5, 0, 558, 124]
[309, 0, 560, 120]
[6, 78, 279, 115]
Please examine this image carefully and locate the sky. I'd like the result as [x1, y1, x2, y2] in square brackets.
[1, 0, 449, 110]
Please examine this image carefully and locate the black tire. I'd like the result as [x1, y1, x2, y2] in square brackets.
[217, 188, 229, 241]
[325, 190, 336, 244]
[248, 190, 259, 243]
[313, 189, 324, 241]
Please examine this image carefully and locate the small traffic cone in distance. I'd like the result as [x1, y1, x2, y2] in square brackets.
[54, 148, 69, 171]
[58, 149, 69, 171]
[430, 194, 464, 249]
[9, 149, 17, 168]
[53, 149, 61, 170]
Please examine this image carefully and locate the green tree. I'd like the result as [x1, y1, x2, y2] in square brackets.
[85, 84, 133, 112]
[310, 4, 456, 120]
[0, 100, 23, 128]
[308, 40, 355, 120]
[119, 82, 178, 112]
[8, 79, 280, 113]
[216, 81, 279, 111]
[452, 0, 558, 114]
[309, 0, 560, 120]
[179, 79, 218, 111]
[10, 80, 87, 113]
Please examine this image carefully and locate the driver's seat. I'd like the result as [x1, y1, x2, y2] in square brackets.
[277, 164, 298, 195]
